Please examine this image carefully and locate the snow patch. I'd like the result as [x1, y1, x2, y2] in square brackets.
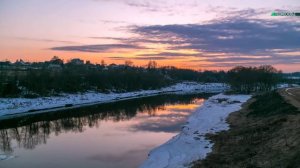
[0, 82, 229, 117]
[140, 94, 251, 168]
[0, 154, 16, 161]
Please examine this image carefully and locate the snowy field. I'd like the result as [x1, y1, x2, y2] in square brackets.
[140, 94, 251, 168]
[0, 82, 229, 117]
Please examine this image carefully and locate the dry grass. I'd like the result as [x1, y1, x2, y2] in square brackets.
[193, 91, 300, 168]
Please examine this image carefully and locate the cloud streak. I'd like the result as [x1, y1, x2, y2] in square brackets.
[51, 44, 148, 52]
[132, 16, 300, 65]
[137, 52, 203, 57]
[15, 37, 79, 44]
[50, 8, 300, 67]
[134, 19, 300, 54]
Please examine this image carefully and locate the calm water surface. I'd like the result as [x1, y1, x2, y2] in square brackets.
[0, 94, 212, 168]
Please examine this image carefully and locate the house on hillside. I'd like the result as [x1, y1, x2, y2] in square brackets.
[69, 58, 84, 65]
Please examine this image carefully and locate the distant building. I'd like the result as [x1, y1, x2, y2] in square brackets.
[14, 59, 31, 70]
[48, 64, 62, 70]
[108, 63, 128, 70]
[15, 59, 28, 66]
[0, 61, 11, 69]
[69, 58, 84, 65]
[108, 63, 118, 69]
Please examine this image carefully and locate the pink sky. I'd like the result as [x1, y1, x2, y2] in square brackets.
[0, 0, 299, 72]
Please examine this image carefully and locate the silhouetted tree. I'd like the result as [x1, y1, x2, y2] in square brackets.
[227, 65, 281, 93]
[50, 56, 63, 65]
[147, 60, 157, 69]
[0, 58, 232, 97]
[124, 60, 133, 67]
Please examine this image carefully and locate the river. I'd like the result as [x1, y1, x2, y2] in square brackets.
[0, 93, 213, 168]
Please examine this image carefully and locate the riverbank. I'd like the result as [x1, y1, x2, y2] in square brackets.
[193, 91, 300, 168]
[0, 82, 228, 118]
[140, 93, 251, 168]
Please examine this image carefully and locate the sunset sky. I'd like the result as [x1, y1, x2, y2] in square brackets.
[0, 0, 299, 72]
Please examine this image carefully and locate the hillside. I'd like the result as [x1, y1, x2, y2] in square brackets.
[193, 90, 300, 168]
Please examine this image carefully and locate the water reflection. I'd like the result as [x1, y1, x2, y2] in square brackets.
[129, 103, 201, 133]
[0, 94, 211, 168]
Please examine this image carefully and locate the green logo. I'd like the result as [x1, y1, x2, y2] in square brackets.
[271, 12, 277, 16]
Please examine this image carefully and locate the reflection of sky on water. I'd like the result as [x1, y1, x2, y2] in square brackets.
[130, 99, 204, 133]
[0, 96, 206, 168]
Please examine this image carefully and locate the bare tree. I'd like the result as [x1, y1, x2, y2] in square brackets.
[147, 60, 157, 69]
[124, 60, 133, 67]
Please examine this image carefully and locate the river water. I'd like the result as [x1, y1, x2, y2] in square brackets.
[0, 94, 212, 168]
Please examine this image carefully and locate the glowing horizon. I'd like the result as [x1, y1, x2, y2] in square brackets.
[1, 0, 300, 72]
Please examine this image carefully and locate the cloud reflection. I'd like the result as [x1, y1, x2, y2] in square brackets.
[0, 94, 209, 152]
[129, 99, 204, 133]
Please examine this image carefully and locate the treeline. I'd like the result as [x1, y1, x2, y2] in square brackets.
[0, 65, 168, 97]
[227, 65, 282, 93]
[0, 57, 226, 97]
[0, 57, 284, 97]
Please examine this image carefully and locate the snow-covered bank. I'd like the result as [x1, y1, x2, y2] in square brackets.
[0, 154, 15, 161]
[140, 94, 251, 168]
[0, 82, 228, 117]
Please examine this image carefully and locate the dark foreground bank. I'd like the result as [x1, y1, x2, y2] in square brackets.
[193, 91, 300, 168]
